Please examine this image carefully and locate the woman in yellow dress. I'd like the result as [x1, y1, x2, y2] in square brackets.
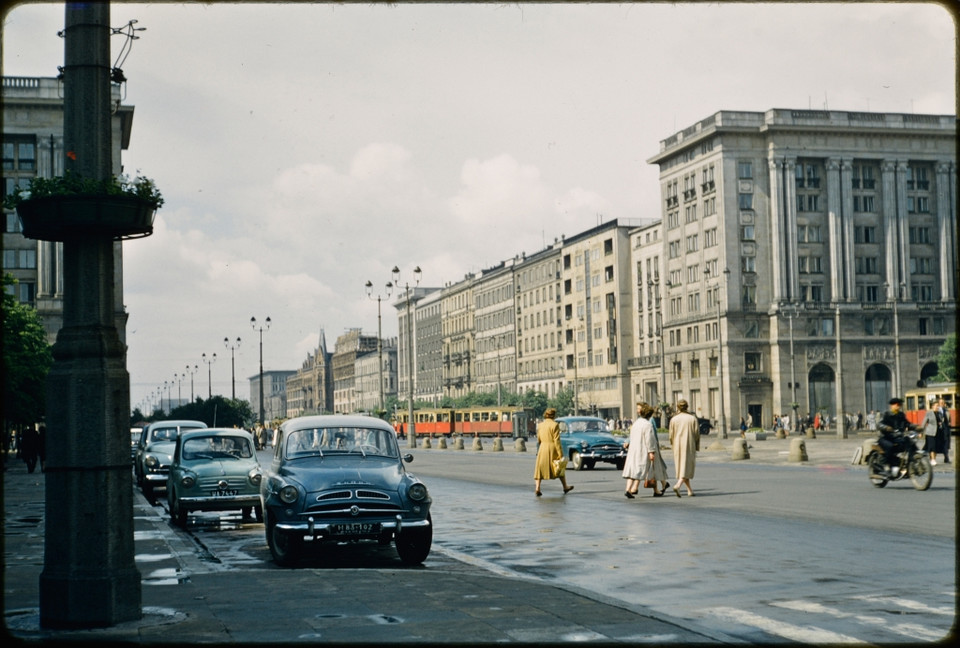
[533, 408, 574, 496]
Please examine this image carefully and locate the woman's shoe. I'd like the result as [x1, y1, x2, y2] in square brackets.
[624, 491, 634, 499]
[563, 486, 574, 494]
[672, 485, 681, 498]
[535, 491, 542, 497]
[652, 491, 663, 497]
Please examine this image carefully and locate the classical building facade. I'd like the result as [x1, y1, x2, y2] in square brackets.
[331, 329, 379, 414]
[2, 75, 134, 342]
[515, 245, 565, 399]
[354, 337, 397, 414]
[474, 260, 518, 401]
[643, 108, 956, 431]
[284, 328, 333, 417]
[249, 369, 296, 425]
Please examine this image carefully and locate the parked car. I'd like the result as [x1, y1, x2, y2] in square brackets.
[135, 420, 207, 503]
[167, 428, 262, 527]
[555, 416, 627, 470]
[130, 427, 143, 463]
[261, 414, 433, 567]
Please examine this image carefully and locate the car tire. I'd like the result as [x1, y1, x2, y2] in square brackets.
[570, 450, 585, 471]
[254, 505, 264, 523]
[614, 458, 625, 470]
[395, 515, 432, 565]
[170, 495, 188, 528]
[267, 512, 301, 567]
[142, 482, 156, 505]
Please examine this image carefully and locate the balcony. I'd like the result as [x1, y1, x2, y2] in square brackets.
[627, 354, 661, 369]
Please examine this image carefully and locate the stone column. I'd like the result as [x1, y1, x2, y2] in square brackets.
[767, 156, 786, 301]
[826, 158, 843, 300]
[881, 160, 899, 288]
[783, 158, 799, 301]
[895, 162, 910, 294]
[39, 2, 141, 628]
[936, 162, 956, 300]
[840, 159, 856, 300]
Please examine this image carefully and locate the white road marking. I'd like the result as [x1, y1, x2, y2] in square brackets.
[705, 606, 866, 644]
[852, 594, 954, 616]
[771, 600, 947, 642]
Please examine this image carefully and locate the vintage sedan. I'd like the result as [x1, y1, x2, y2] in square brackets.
[167, 428, 262, 527]
[556, 416, 627, 470]
[261, 415, 433, 567]
[135, 419, 207, 503]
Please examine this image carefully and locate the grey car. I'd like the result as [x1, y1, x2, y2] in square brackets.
[134, 419, 207, 503]
[261, 415, 433, 567]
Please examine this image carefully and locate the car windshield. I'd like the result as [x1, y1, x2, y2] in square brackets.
[562, 420, 610, 433]
[151, 427, 178, 442]
[284, 427, 398, 459]
[182, 435, 253, 461]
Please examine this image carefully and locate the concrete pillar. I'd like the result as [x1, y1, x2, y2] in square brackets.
[731, 438, 750, 460]
[39, 2, 141, 628]
[514, 437, 527, 452]
[437, 436, 447, 449]
[454, 436, 464, 450]
[788, 437, 808, 462]
[422, 436, 432, 449]
[472, 436, 483, 451]
[492, 437, 503, 452]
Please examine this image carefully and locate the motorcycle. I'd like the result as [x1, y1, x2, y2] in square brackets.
[864, 429, 933, 490]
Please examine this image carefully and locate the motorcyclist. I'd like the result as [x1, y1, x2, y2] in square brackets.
[876, 397, 918, 476]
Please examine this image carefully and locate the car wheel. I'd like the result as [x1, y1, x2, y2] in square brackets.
[614, 458, 625, 470]
[142, 482, 156, 505]
[267, 512, 301, 567]
[584, 459, 597, 470]
[254, 505, 264, 523]
[170, 495, 187, 528]
[395, 515, 432, 565]
[570, 450, 585, 471]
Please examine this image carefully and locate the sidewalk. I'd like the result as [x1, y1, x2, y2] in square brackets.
[2, 455, 730, 644]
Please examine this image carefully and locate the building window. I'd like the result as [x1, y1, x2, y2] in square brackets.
[669, 269, 682, 286]
[909, 257, 933, 274]
[685, 234, 699, 253]
[691, 359, 701, 378]
[854, 226, 877, 243]
[852, 163, 877, 189]
[744, 320, 760, 338]
[796, 162, 821, 188]
[911, 283, 935, 302]
[864, 316, 890, 335]
[797, 194, 820, 212]
[673, 361, 683, 380]
[798, 255, 823, 274]
[738, 193, 753, 210]
[853, 195, 875, 212]
[855, 256, 879, 274]
[687, 265, 700, 283]
[685, 205, 697, 223]
[741, 225, 755, 241]
[857, 284, 882, 303]
[744, 352, 761, 372]
[668, 240, 681, 259]
[907, 196, 930, 213]
[738, 161, 752, 179]
[709, 356, 718, 377]
[742, 285, 756, 306]
[908, 227, 932, 244]
[798, 224, 822, 243]
[906, 165, 930, 190]
[801, 284, 824, 303]
[808, 317, 834, 337]
[742, 256, 756, 273]
[667, 211, 680, 229]
[704, 228, 718, 248]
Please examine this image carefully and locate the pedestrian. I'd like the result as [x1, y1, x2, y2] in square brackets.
[533, 408, 573, 497]
[935, 398, 951, 464]
[668, 399, 700, 497]
[37, 425, 46, 472]
[921, 397, 940, 465]
[622, 402, 668, 498]
[20, 425, 40, 474]
[739, 416, 747, 437]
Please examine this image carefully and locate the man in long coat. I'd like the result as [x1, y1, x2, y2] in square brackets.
[668, 399, 700, 497]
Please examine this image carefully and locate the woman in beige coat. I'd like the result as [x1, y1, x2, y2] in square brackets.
[668, 399, 700, 497]
[534, 408, 573, 496]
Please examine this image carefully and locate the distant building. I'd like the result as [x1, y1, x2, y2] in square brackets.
[2, 76, 134, 342]
[249, 369, 295, 425]
[331, 329, 379, 414]
[515, 245, 565, 399]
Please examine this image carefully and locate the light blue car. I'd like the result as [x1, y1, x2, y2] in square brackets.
[556, 416, 627, 470]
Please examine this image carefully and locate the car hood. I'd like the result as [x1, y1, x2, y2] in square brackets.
[145, 441, 176, 456]
[187, 459, 259, 477]
[562, 432, 624, 446]
[278, 457, 406, 491]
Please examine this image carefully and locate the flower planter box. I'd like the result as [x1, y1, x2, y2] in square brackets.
[16, 195, 157, 241]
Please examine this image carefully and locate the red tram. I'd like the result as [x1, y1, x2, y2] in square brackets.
[393, 406, 534, 438]
[904, 383, 958, 432]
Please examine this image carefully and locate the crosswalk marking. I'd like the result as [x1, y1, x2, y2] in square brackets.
[851, 594, 955, 616]
[771, 600, 946, 642]
[705, 606, 867, 644]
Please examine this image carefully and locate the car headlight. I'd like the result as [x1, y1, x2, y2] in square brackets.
[248, 469, 262, 486]
[144, 455, 159, 468]
[407, 482, 428, 502]
[179, 473, 196, 488]
[579, 441, 588, 449]
[279, 485, 299, 504]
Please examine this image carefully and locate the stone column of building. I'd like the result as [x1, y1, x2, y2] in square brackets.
[39, 1, 141, 628]
[840, 159, 857, 301]
[826, 157, 845, 301]
[767, 157, 787, 301]
[881, 160, 900, 290]
[895, 161, 912, 296]
[783, 157, 800, 300]
[935, 162, 956, 300]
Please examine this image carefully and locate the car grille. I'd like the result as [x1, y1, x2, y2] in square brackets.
[197, 476, 250, 490]
[304, 489, 401, 516]
[590, 443, 624, 453]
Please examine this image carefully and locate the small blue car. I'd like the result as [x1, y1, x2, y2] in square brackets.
[556, 416, 627, 470]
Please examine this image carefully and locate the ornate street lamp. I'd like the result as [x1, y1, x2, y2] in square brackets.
[392, 266, 421, 447]
[184, 364, 198, 402]
[366, 279, 394, 416]
[202, 352, 217, 399]
[704, 266, 730, 441]
[223, 336, 241, 400]
[251, 316, 272, 426]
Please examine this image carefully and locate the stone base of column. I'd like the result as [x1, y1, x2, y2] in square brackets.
[39, 569, 141, 629]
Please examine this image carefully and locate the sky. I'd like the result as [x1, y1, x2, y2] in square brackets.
[2, 1, 956, 413]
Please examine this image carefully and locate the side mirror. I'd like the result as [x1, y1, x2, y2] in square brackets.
[403, 453, 414, 463]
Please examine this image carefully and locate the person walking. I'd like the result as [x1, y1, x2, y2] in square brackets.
[20, 426, 40, 474]
[668, 399, 700, 497]
[935, 398, 951, 464]
[622, 402, 668, 498]
[533, 408, 573, 497]
[921, 397, 940, 465]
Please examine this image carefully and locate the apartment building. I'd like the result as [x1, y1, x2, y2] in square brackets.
[2, 76, 133, 341]
[331, 329, 379, 414]
[515, 245, 565, 398]
[645, 108, 956, 430]
[474, 260, 518, 401]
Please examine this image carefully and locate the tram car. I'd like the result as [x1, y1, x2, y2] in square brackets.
[904, 382, 958, 433]
[393, 406, 534, 438]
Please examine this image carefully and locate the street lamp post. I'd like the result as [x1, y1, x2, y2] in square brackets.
[163, 381, 171, 414]
[251, 316, 271, 426]
[705, 266, 729, 442]
[223, 336, 241, 400]
[782, 303, 800, 434]
[366, 279, 394, 416]
[185, 364, 198, 402]
[201, 352, 216, 399]
[173, 373, 182, 409]
[392, 266, 421, 448]
[647, 279, 668, 411]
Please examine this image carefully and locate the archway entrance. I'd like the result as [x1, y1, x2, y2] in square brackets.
[808, 363, 835, 415]
[864, 364, 892, 414]
[919, 362, 939, 386]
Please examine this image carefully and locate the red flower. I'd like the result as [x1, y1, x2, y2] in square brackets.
[66, 151, 77, 160]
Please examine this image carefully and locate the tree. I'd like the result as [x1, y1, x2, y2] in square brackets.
[165, 396, 253, 428]
[934, 333, 956, 382]
[2, 274, 53, 426]
[549, 386, 576, 417]
[520, 389, 549, 419]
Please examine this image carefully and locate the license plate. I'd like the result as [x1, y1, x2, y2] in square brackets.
[212, 489, 238, 497]
[330, 522, 380, 536]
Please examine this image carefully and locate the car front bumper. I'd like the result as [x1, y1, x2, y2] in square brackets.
[275, 514, 431, 539]
[178, 494, 261, 512]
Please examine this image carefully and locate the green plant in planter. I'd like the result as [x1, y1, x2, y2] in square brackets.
[4, 170, 164, 210]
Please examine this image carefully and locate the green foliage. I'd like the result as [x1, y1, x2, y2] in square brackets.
[155, 395, 253, 428]
[2, 274, 53, 424]
[934, 333, 956, 382]
[4, 170, 164, 209]
[549, 386, 576, 417]
[520, 389, 549, 418]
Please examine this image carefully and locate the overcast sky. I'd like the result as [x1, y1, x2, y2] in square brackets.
[2, 1, 955, 413]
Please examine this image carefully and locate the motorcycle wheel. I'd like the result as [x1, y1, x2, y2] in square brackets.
[908, 454, 933, 491]
[866, 451, 888, 488]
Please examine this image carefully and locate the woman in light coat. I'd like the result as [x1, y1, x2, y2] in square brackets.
[921, 397, 940, 465]
[622, 402, 668, 497]
[533, 408, 573, 496]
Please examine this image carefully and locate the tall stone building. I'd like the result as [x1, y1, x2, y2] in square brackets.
[642, 108, 956, 431]
[2, 76, 133, 342]
[331, 328, 379, 414]
[515, 244, 565, 399]
[285, 328, 333, 416]
[474, 259, 518, 401]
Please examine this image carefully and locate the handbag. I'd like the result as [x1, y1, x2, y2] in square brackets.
[553, 458, 567, 477]
[643, 478, 656, 488]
